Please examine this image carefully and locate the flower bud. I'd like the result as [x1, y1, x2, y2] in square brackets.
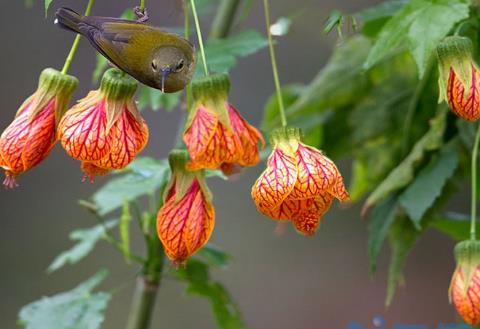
[156, 150, 215, 264]
[183, 74, 264, 174]
[251, 127, 349, 235]
[437, 36, 480, 121]
[450, 240, 480, 325]
[58, 69, 148, 181]
[0, 68, 77, 187]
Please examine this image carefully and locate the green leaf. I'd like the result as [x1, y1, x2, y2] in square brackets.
[368, 195, 398, 275]
[262, 84, 304, 131]
[324, 10, 344, 35]
[198, 30, 268, 76]
[47, 220, 118, 273]
[119, 201, 132, 263]
[386, 217, 420, 306]
[138, 86, 182, 111]
[175, 259, 244, 329]
[19, 270, 111, 329]
[430, 213, 470, 241]
[197, 244, 231, 267]
[364, 0, 470, 77]
[355, 0, 407, 37]
[92, 157, 170, 215]
[44, 0, 53, 16]
[399, 143, 459, 229]
[364, 109, 447, 211]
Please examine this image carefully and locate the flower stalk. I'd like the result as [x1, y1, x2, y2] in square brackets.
[471, 124, 480, 240]
[190, 0, 209, 76]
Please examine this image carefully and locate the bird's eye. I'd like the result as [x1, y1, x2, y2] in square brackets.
[151, 61, 157, 70]
[175, 59, 185, 72]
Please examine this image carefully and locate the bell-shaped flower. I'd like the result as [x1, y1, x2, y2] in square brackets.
[251, 127, 349, 235]
[58, 68, 148, 181]
[437, 36, 480, 121]
[183, 74, 264, 173]
[157, 150, 215, 264]
[0, 68, 77, 187]
[450, 240, 480, 325]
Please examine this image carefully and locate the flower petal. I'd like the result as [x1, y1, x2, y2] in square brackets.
[184, 106, 218, 161]
[291, 194, 334, 236]
[452, 267, 480, 325]
[251, 146, 298, 216]
[448, 65, 480, 121]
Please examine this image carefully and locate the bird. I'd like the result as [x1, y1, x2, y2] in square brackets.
[55, 7, 196, 93]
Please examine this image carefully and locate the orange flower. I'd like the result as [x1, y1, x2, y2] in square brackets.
[58, 69, 148, 181]
[437, 36, 480, 121]
[450, 241, 480, 325]
[251, 127, 349, 235]
[0, 68, 77, 187]
[183, 74, 264, 173]
[157, 150, 215, 264]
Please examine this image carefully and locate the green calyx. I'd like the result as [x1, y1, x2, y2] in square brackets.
[436, 36, 475, 103]
[28, 68, 78, 124]
[99, 68, 137, 101]
[453, 240, 480, 295]
[270, 127, 303, 145]
[191, 74, 231, 103]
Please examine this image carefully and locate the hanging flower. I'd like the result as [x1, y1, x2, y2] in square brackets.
[437, 36, 480, 121]
[0, 68, 77, 188]
[157, 150, 215, 264]
[58, 68, 148, 181]
[183, 74, 264, 173]
[450, 240, 480, 325]
[251, 127, 349, 235]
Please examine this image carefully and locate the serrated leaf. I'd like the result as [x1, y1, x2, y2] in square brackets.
[355, 0, 407, 37]
[368, 195, 398, 275]
[138, 86, 182, 111]
[119, 201, 132, 263]
[175, 259, 244, 329]
[92, 157, 170, 215]
[198, 244, 231, 267]
[364, 0, 470, 77]
[47, 220, 118, 273]
[430, 213, 470, 241]
[44, 0, 53, 17]
[386, 217, 420, 306]
[364, 109, 447, 211]
[197, 30, 268, 76]
[19, 270, 111, 329]
[399, 143, 459, 229]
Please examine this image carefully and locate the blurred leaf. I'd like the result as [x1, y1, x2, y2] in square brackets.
[368, 195, 398, 275]
[47, 220, 118, 273]
[18, 270, 111, 329]
[324, 10, 344, 35]
[198, 30, 268, 76]
[92, 157, 170, 215]
[430, 213, 470, 241]
[399, 143, 459, 229]
[270, 17, 292, 36]
[262, 84, 304, 131]
[364, 109, 447, 211]
[175, 259, 244, 329]
[355, 0, 407, 37]
[364, 0, 470, 77]
[198, 244, 231, 267]
[386, 217, 420, 306]
[138, 86, 182, 111]
[119, 201, 132, 263]
[44, 0, 53, 16]
[25, 0, 33, 9]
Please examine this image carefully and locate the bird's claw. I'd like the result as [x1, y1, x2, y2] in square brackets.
[134, 6, 149, 23]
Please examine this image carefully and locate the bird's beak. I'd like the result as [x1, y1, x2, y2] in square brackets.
[160, 68, 172, 93]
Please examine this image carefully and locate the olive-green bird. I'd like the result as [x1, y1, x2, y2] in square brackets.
[55, 7, 196, 93]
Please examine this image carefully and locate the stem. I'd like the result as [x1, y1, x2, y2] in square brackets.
[61, 0, 94, 75]
[263, 0, 287, 127]
[471, 124, 480, 240]
[190, 0, 209, 76]
[209, 0, 241, 38]
[125, 276, 160, 329]
[140, 0, 145, 11]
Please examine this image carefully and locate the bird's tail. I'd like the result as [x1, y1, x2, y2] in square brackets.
[54, 7, 83, 33]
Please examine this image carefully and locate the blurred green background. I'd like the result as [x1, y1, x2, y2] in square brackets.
[0, 0, 465, 328]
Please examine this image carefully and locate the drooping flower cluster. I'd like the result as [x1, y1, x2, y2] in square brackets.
[450, 241, 480, 325]
[0, 68, 77, 187]
[437, 36, 480, 121]
[157, 150, 215, 264]
[183, 74, 264, 174]
[251, 127, 349, 235]
[58, 68, 149, 181]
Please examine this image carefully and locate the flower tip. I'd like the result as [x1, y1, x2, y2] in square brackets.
[3, 172, 18, 189]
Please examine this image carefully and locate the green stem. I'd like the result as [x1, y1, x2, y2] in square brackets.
[61, 0, 94, 75]
[140, 0, 145, 11]
[209, 0, 241, 38]
[125, 275, 161, 329]
[471, 124, 480, 240]
[190, 0, 209, 76]
[263, 0, 287, 127]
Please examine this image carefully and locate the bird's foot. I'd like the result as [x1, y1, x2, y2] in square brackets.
[134, 6, 149, 23]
